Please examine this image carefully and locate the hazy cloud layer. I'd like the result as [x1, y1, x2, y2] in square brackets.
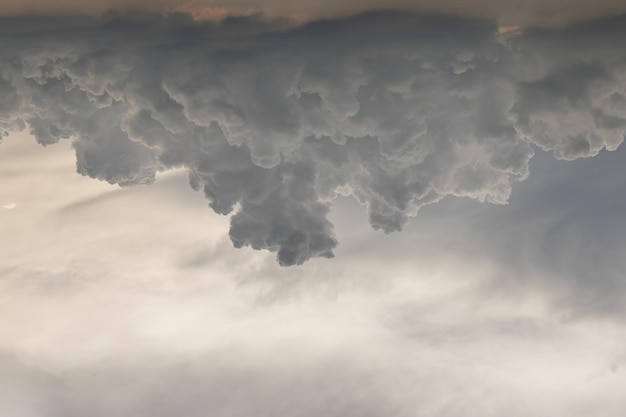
[1, 12, 625, 264]
[1, 133, 626, 416]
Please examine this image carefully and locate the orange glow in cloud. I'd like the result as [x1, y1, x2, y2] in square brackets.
[175, 5, 236, 21]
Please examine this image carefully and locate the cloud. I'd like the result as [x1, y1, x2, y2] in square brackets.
[505, 17, 626, 160]
[0, 0, 626, 27]
[0, 11, 625, 265]
[2, 277, 626, 417]
[2, 131, 626, 416]
[421, 147, 626, 318]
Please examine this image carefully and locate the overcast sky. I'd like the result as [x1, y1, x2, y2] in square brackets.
[1, 7, 626, 417]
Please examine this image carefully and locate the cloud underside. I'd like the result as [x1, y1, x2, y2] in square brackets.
[1, 0, 626, 27]
[1, 12, 625, 265]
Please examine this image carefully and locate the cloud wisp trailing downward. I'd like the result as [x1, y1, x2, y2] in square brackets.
[0, 11, 625, 265]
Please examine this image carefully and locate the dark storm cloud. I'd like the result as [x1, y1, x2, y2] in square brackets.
[0, 0, 625, 27]
[510, 17, 626, 159]
[0, 11, 625, 265]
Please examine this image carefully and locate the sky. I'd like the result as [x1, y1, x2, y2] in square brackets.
[1, 4, 626, 417]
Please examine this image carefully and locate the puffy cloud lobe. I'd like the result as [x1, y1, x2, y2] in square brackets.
[0, 12, 624, 264]
[512, 62, 626, 160]
[510, 17, 626, 159]
[0, 71, 24, 137]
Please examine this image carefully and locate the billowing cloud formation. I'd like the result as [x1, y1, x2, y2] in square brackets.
[0, 12, 625, 265]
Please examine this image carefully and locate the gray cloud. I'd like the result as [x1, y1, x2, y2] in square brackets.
[0, 0, 626, 28]
[0, 12, 625, 265]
